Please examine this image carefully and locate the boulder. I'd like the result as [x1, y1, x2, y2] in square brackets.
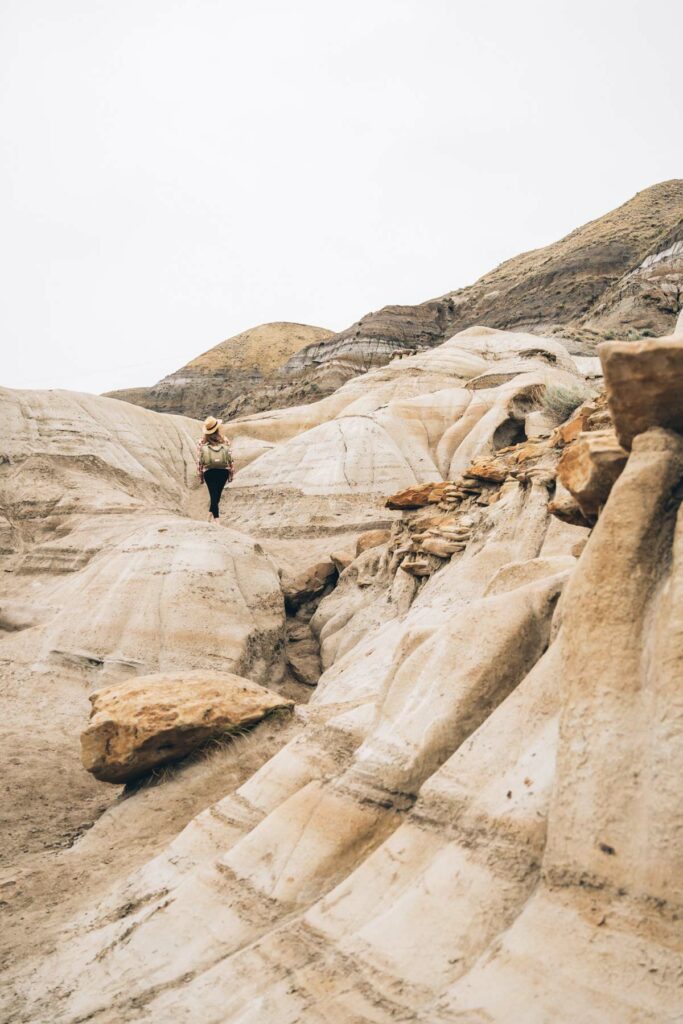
[355, 529, 391, 557]
[285, 621, 322, 686]
[599, 337, 683, 448]
[81, 671, 293, 784]
[282, 559, 337, 612]
[548, 481, 592, 528]
[557, 430, 628, 524]
[524, 410, 555, 439]
[287, 645, 321, 686]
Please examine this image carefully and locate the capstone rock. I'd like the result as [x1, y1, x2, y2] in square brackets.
[600, 337, 683, 448]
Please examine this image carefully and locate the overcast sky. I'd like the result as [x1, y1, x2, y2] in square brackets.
[1, 0, 681, 394]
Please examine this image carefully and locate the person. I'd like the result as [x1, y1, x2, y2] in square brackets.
[196, 416, 234, 521]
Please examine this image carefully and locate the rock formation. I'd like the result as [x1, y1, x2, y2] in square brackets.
[2, 319, 682, 1018]
[0, 387, 286, 868]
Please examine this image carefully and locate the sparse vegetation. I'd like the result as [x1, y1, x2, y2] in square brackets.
[542, 382, 590, 422]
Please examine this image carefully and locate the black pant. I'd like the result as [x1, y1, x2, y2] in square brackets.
[204, 468, 229, 518]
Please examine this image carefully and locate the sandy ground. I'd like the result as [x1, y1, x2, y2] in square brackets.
[0, 713, 301, 977]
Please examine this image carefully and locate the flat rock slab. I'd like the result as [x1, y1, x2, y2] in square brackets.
[599, 338, 683, 449]
[81, 671, 293, 783]
[386, 482, 447, 509]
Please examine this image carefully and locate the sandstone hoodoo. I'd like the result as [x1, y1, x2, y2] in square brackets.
[81, 671, 294, 783]
[3, 186, 683, 1024]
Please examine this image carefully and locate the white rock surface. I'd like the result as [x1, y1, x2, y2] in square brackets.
[230, 328, 586, 494]
[1, 329, 679, 1024]
[0, 387, 285, 873]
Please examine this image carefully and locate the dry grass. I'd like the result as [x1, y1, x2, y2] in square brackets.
[542, 382, 591, 422]
[185, 322, 334, 375]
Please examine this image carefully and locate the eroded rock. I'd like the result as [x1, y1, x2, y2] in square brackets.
[355, 529, 391, 556]
[600, 337, 683, 448]
[420, 536, 466, 558]
[329, 548, 355, 573]
[285, 622, 322, 687]
[557, 430, 628, 524]
[282, 559, 337, 612]
[81, 671, 293, 783]
[400, 557, 433, 576]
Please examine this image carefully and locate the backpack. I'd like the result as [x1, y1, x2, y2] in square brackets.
[201, 442, 232, 471]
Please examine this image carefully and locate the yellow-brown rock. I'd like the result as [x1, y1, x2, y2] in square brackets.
[599, 337, 683, 448]
[548, 489, 591, 528]
[557, 430, 628, 524]
[399, 557, 433, 576]
[385, 482, 447, 509]
[81, 671, 293, 784]
[463, 458, 509, 483]
[355, 529, 391, 556]
[421, 537, 466, 558]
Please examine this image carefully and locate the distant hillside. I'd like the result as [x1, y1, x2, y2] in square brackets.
[108, 181, 683, 419]
[105, 322, 333, 419]
[282, 180, 683, 384]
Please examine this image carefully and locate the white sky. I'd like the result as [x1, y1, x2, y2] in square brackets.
[1, 0, 681, 394]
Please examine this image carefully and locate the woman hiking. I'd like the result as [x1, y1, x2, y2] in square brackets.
[196, 416, 234, 522]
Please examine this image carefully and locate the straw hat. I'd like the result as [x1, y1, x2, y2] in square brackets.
[203, 416, 222, 435]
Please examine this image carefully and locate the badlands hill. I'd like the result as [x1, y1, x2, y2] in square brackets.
[106, 320, 333, 419]
[2, 318, 682, 1022]
[275, 180, 683, 406]
[111, 181, 683, 420]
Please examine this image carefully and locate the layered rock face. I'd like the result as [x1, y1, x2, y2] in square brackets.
[584, 231, 683, 337]
[3, 327, 681, 1022]
[106, 321, 333, 419]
